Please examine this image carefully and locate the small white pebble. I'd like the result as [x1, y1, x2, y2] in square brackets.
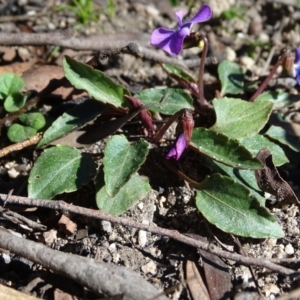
[137, 203, 144, 211]
[225, 47, 236, 61]
[47, 22, 56, 30]
[240, 56, 255, 69]
[141, 261, 157, 275]
[145, 5, 159, 17]
[108, 243, 116, 252]
[285, 244, 294, 255]
[149, 247, 161, 257]
[101, 220, 112, 234]
[1, 253, 11, 264]
[138, 230, 147, 248]
[7, 168, 19, 178]
[267, 238, 277, 248]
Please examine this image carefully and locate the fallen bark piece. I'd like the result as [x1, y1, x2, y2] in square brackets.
[0, 229, 167, 300]
[0, 283, 41, 300]
[186, 260, 210, 300]
[199, 249, 232, 300]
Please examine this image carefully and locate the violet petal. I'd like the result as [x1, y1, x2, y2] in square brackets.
[189, 4, 212, 24]
[150, 27, 175, 46]
[166, 134, 187, 160]
[175, 11, 185, 27]
[294, 47, 300, 64]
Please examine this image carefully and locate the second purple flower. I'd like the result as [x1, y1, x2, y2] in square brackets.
[150, 4, 212, 56]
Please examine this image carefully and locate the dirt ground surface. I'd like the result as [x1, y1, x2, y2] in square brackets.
[1, 0, 300, 299]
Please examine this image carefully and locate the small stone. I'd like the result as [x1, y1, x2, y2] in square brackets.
[101, 221, 112, 234]
[141, 261, 157, 275]
[47, 22, 56, 30]
[267, 238, 277, 248]
[138, 230, 147, 248]
[285, 244, 294, 255]
[225, 47, 236, 61]
[137, 203, 144, 211]
[145, 5, 159, 17]
[7, 168, 19, 178]
[263, 283, 280, 297]
[43, 229, 57, 245]
[240, 56, 255, 70]
[108, 243, 116, 253]
[2, 253, 11, 264]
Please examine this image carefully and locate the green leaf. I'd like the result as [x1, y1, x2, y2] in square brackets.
[37, 100, 104, 148]
[63, 56, 129, 108]
[0, 73, 24, 99]
[240, 134, 289, 166]
[7, 124, 37, 142]
[265, 125, 300, 152]
[103, 135, 149, 197]
[190, 127, 262, 169]
[136, 88, 193, 115]
[96, 173, 151, 216]
[28, 145, 97, 199]
[210, 160, 265, 206]
[19, 112, 46, 131]
[218, 60, 244, 96]
[255, 92, 300, 109]
[196, 174, 284, 238]
[210, 98, 273, 139]
[4, 93, 27, 112]
[162, 63, 196, 82]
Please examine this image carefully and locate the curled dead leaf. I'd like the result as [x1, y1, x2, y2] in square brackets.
[255, 148, 299, 205]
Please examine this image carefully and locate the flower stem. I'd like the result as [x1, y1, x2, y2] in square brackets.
[249, 49, 289, 102]
[197, 35, 209, 108]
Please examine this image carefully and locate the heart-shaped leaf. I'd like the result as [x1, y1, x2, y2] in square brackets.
[136, 88, 193, 115]
[103, 135, 149, 197]
[28, 145, 97, 199]
[7, 124, 37, 142]
[37, 100, 104, 148]
[19, 112, 46, 131]
[96, 173, 151, 216]
[63, 56, 129, 108]
[190, 128, 262, 169]
[210, 98, 273, 139]
[240, 134, 289, 166]
[196, 174, 284, 238]
[4, 93, 27, 112]
[0, 73, 24, 98]
[218, 60, 244, 96]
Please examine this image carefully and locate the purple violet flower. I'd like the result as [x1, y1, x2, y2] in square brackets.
[293, 47, 300, 85]
[166, 133, 187, 160]
[150, 4, 212, 56]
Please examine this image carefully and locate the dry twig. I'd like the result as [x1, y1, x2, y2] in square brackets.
[0, 193, 298, 277]
[0, 32, 217, 69]
[0, 228, 167, 300]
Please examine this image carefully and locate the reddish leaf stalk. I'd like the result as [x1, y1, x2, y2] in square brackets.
[249, 50, 289, 102]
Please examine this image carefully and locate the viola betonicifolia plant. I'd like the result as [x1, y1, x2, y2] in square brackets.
[24, 4, 300, 239]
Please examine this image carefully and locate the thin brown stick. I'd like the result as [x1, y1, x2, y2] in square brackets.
[0, 133, 42, 158]
[0, 228, 167, 300]
[0, 206, 47, 231]
[0, 193, 298, 277]
[0, 32, 216, 70]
